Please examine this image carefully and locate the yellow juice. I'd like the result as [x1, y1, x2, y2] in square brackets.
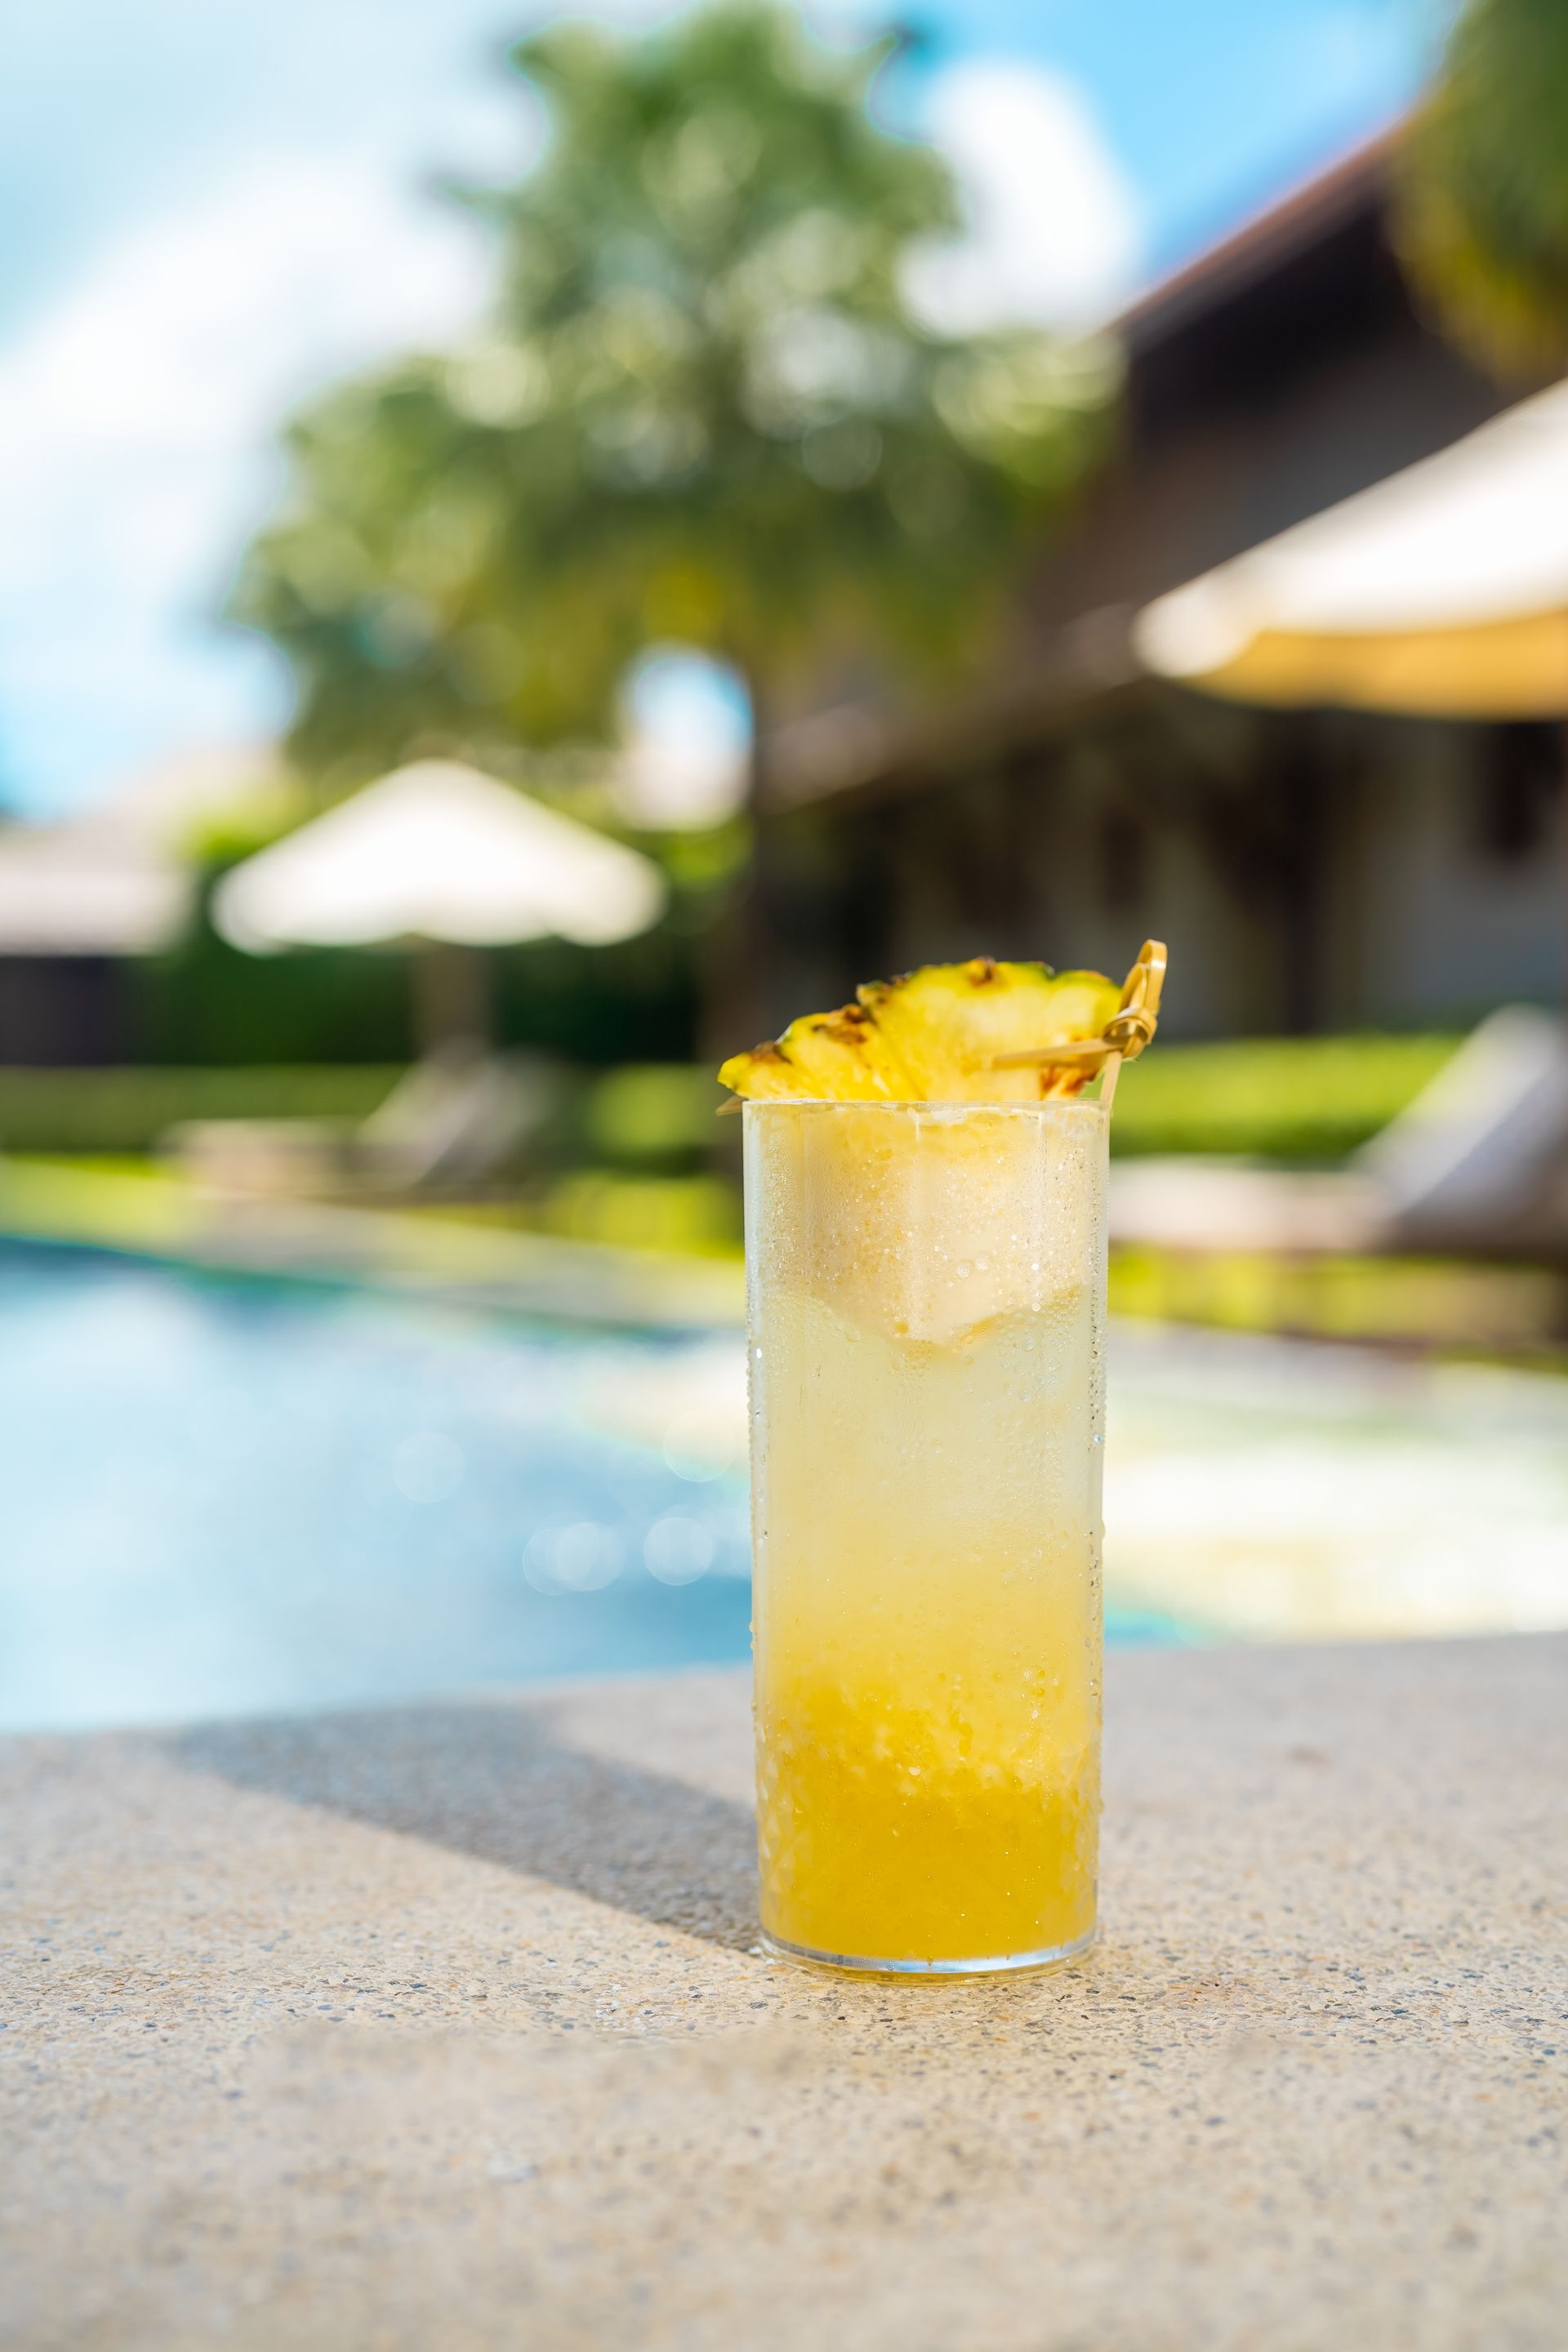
[745, 1100, 1106, 1973]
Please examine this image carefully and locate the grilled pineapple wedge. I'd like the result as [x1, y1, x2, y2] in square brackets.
[719, 945, 1161, 1104]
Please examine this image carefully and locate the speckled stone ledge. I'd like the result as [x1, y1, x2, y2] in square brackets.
[2, 1637, 1565, 2351]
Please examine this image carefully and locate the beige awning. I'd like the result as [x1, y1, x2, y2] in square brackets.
[1133, 377, 1568, 718]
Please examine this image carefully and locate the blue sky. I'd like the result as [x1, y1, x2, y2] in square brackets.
[905, 1, 1425, 267]
[0, 0, 1436, 818]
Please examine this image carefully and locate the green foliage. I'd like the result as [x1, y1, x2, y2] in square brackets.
[1109, 1245, 1563, 1352]
[516, 1169, 742, 1255]
[1396, 0, 1568, 374]
[233, 2, 1113, 786]
[132, 935, 418, 1067]
[131, 926, 707, 1070]
[174, 775, 316, 870]
[1111, 1034, 1460, 1162]
[583, 1062, 728, 1164]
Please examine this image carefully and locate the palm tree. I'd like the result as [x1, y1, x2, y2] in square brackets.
[234, 4, 1112, 810]
[1395, 0, 1568, 376]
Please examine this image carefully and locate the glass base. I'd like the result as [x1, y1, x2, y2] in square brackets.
[758, 1925, 1098, 1980]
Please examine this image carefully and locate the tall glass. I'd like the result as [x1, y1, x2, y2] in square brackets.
[745, 1098, 1107, 1976]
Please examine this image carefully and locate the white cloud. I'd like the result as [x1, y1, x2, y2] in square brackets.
[0, 160, 491, 813]
[905, 60, 1144, 337]
[0, 34, 1142, 817]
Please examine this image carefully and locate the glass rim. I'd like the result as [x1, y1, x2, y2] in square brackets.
[737, 1094, 1108, 1120]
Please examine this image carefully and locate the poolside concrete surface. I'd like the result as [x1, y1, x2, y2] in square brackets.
[3, 1637, 1565, 2350]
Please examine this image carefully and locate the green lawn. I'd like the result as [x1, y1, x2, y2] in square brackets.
[0, 1034, 1461, 1167]
[1109, 1244, 1566, 1361]
[1108, 1032, 1459, 1160]
[0, 1066, 401, 1156]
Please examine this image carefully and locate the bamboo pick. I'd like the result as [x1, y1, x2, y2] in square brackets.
[989, 939, 1168, 1107]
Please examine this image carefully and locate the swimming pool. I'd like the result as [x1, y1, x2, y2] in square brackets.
[0, 1243, 746, 1733]
[6, 1242, 1566, 1734]
[0, 1242, 1184, 1734]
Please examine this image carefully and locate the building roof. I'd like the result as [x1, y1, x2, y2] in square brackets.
[1116, 127, 1397, 358]
[766, 124, 1508, 816]
[0, 746, 281, 956]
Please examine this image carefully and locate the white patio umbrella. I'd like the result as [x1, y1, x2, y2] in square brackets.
[215, 759, 664, 953]
[214, 760, 666, 1049]
[1133, 376, 1568, 717]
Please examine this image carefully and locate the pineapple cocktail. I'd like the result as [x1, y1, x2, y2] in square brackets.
[723, 947, 1165, 1976]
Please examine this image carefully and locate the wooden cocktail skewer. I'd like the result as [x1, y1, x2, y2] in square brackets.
[989, 939, 1167, 1114]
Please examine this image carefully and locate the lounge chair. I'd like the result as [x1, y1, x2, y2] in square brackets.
[165, 1045, 562, 1200]
[1359, 1006, 1568, 1257]
[1108, 1006, 1568, 1262]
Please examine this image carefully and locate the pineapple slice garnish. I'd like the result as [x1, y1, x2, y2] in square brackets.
[719, 942, 1165, 1105]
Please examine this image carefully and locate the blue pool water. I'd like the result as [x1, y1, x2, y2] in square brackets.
[1, 1245, 750, 1733]
[1, 1242, 1181, 1734]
